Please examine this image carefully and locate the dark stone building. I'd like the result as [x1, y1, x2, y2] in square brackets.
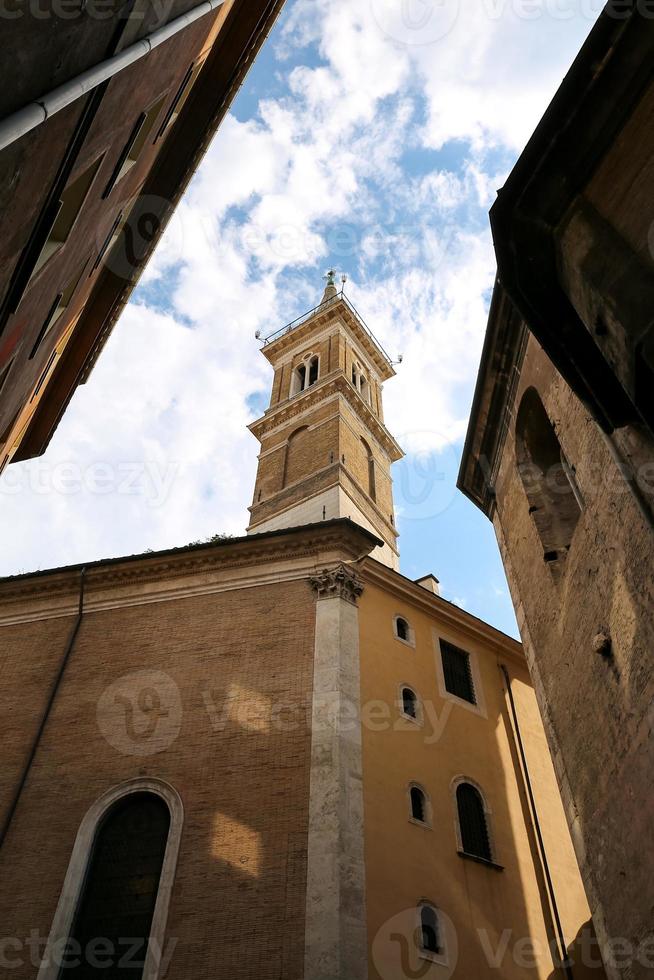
[459, 8, 654, 979]
[0, 0, 285, 474]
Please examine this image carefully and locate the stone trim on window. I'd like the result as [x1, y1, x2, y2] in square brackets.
[37, 778, 184, 980]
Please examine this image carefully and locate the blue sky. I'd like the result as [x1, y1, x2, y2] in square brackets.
[0, 0, 602, 638]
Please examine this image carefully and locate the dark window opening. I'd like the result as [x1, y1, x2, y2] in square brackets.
[60, 792, 170, 979]
[402, 687, 417, 719]
[410, 786, 426, 823]
[104, 95, 167, 197]
[515, 387, 582, 573]
[0, 358, 14, 397]
[420, 906, 441, 954]
[396, 617, 410, 642]
[456, 783, 491, 862]
[308, 356, 319, 386]
[440, 640, 476, 704]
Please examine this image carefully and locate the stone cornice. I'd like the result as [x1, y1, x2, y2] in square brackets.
[360, 557, 526, 666]
[249, 373, 404, 462]
[0, 521, 379, 624]
[310, 563, 364, 605]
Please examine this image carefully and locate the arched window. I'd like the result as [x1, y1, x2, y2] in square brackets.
[394, 616, 411, 643]
[283, 426, 311, 488]
[61, 793, 169, 977]
[361, 438, 376, 502]
[515, 387, 582, 572]
[291, 354, 319, 396]
[410, 786, 427, 823]
[39, 780, 182, 980]
[291, 362, 306, 396]
[401, 687, 418, 720]
[456, 782, 492, 862]
[419, 904, 442, 955]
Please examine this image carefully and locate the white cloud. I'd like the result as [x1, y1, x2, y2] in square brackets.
[0, 0, 600, 578]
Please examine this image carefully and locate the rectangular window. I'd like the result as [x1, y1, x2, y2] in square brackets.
[104, 94, 167, 196]
[440, 640, 476, 704]
[29, 264, 86, 360]
[0, 357, 14, 397]
[157, 59, 206, 139]
[92, 211, 123, 272]
[30, 157, 103, 281]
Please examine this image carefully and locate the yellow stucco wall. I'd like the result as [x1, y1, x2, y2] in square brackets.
[358, 572, 599, 979]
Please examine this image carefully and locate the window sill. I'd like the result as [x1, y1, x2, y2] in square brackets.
[398, 712, 423, 727]
[457, 850, 503, 871]
[418, 949, 448, 965]
[408, 817, 432, 830]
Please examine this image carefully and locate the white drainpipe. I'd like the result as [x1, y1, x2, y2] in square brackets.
[0, 0, 225, 152]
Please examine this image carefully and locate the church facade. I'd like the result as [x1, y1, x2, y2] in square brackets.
[0, 285, 603, 979]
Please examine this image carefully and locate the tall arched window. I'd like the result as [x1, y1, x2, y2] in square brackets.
[60, 793, 170, 977]
[456, 782, 492, 862]
[515, 387, 582, 572]
[283, 425, 311, 488]
[360, 438, 376, 501]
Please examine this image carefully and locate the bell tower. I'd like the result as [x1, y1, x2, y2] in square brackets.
[247, 273, 404, 569]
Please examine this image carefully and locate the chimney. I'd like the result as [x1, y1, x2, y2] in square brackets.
[415, 574, 440, 596]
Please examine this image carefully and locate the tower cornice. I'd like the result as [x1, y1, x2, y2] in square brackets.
[260, 295, 396, 382]
[248, 372, 404, 463]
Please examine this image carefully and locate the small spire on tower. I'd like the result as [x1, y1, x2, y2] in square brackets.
[321, 268, 338, 304]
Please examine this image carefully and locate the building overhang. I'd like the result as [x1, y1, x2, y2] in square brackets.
[10, 0, 287, 465]
[457, 282, 528, 518]
[487, 8, 654, 436]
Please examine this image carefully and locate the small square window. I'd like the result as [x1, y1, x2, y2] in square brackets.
[440, 640, 476, 705]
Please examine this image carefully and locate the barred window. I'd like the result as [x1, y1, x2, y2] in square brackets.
[62, 792, 170, 978]
[419, 905, 441, 954]
[456, 783, 492, 862]
[440, 640, 476, 704]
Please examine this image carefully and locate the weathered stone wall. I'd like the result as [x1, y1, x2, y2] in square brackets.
[492, 334, 654, 979]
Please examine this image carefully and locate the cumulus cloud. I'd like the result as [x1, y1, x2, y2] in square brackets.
[0, 0, 599, 577]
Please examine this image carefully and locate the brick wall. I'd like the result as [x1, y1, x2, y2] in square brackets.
[0, 576, 316, 980]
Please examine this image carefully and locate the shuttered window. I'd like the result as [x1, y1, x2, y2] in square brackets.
[440, 640, 476, 704]
[456, 783, 491, 862]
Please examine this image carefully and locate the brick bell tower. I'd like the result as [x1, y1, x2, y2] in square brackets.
[247, 272, 404, 569]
